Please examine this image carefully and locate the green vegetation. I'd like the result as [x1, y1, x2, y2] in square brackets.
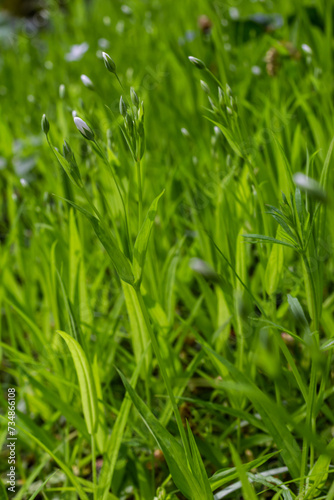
[1, 0, 334, 498]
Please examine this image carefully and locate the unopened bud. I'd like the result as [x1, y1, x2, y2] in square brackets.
[189, 258, 219, 282]
[41, 114, 50, 135]
[102, 52, 117, 74]
[125, 113, 134, 135]
[119, 96, 127, 117]
[138, 101, 144, 122]
[188, 56, 206, 70]
[74, 117, 95, 141]
[200, 80, 210, 94]
[59, 84, 65, 99]
[80, 74, 95, 91]
[218, 87, 225, 106]
[130, 87, 139, 106]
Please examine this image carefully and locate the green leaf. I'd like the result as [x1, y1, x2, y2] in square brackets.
[28, 471, 57, 500]
[204, 346, 302, 479]
[57, 330, 98, 435]
[265, 229, 284, 295]
[304, 438, 334, 499]
[243, 234, 296, 249]
[320, 338, 334, 351]
[186, 422, 213, 499]
[209, 451, 279, 490]
[57, 196, 135, 285]
[122, 281, 152, 377]
[0, 416, 89, 500]
[133, 190, 164, 283]
[0, 479, 8, 500]
[229, 442, 258, 500]
[118, 370, 204, 500]
[287, 294, 311, 337]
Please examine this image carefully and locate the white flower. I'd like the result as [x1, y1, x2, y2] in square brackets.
[65, 42, 89, 62]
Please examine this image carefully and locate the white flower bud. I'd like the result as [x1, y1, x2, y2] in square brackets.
[74, 117, 95, 141]
[80, 74, 95, 90]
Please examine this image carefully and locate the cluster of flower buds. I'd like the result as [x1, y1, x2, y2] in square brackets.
[62, 140, 83, 188]
[213, 83, 238, 119]
[41, 114, 83, 189]
[120, 87, 145, 161]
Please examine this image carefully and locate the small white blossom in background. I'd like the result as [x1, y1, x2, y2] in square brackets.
[252, 65, 262, 75]
[65, 42, 89, 62]
[301, 44, 312, 54]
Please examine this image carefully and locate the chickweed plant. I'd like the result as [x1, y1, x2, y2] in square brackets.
[1, 1, 334, 500]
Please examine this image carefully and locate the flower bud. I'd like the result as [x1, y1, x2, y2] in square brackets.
[200, 80, 210, 94]
[189, 258, 219, 282]
[226, 83, 232, 97]
[41, 114, 50, 135]
[130, 87, 139, 106]
[119, 96, 127, 117]
[124, 112, 134, 135]
[63, 140, 83, 187]
[59, 84, 65, 99]
[293, 173, 326, 202]
[188, 56, 206, 70]
[231, 96, 238, 114]
[74, 116, 95, 141]
[80, 74, 95, 91]
[218, 87, 225, 107]
[208, 96, 218, 113]
[102, 52, 117, 74]
[138, 101, 144, 122]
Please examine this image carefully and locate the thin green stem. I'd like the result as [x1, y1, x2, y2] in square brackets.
[91, 434, 97, 500]
[136, 159, 142, 231]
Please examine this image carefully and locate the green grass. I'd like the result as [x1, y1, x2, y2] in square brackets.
[1, 0, 334, 498]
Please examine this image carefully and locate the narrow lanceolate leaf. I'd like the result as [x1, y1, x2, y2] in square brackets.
[229, 442, 258, 500]
[133, 190, 164, 284]
[57, 196, 135, 285]
[204, 347, 302, 479]
[265, 229, 284, 295]
[28, 471, 57, 500]
[57, 331, 98, 435]
[243, 234, 296, 249]
[287, 295, 311, 338]
[186, 422, 213, 499]
[304, 438, 334, 499]
[209, 451, 279, 490]
[118, 370, 205, 500]
[122, 282, 152, 377]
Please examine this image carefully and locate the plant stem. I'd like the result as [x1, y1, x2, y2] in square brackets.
[136, 159, 142, 231]
[91, 434, 97, 500]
